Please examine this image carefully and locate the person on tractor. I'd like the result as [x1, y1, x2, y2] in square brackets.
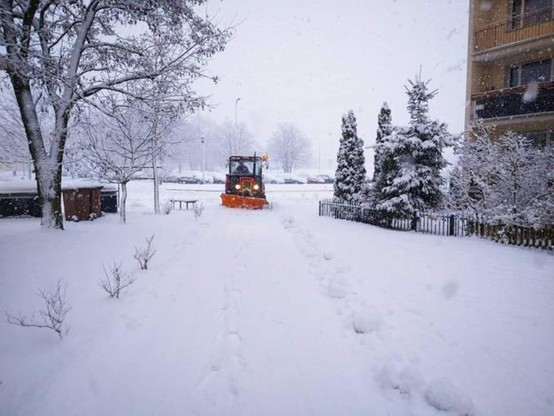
[235, 161, 250, 174]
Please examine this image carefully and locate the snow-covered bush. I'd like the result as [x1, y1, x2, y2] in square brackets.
[449, 126, 554, 228]
[100, 263, 136, 299]
[134, 235, 157, 270]
[6, 280, 71, 340]
[162, 200, 173, 215]
[194, 202, 205, 220]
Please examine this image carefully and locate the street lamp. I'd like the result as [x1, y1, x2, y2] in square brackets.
[318, 136, 321, 175]
[200, 136, 205, 184]
[235, 97, 241, 127]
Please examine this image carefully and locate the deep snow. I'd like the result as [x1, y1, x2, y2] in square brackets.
[1, 180, 553, 415]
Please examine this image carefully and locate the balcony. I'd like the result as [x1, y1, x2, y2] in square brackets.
[473, 81, 554, 120]
[474, 7, 554, 53]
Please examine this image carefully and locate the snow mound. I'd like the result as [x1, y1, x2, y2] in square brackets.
[352, 308, 383, 334]
[442, 280, 459, 300]
[327, 277, 348, 299]
[424, 378, 476, 415]
[376, 364, 424, 399]
[280, 214, 294, 229]
[322, 251, 334, 261]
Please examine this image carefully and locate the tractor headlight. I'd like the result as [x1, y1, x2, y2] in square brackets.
[235, 184, 241, 190]
[253, 183, 260, 191]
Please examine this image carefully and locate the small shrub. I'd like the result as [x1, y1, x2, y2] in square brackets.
[6, 279, 71, 340]
[194, 202, 204, 220]
[134, 235, 156, 270]
[162, 200, 173, 215]
[99, 262, 136, 298]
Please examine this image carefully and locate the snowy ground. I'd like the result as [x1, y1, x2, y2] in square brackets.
[1, 180, 554, 416]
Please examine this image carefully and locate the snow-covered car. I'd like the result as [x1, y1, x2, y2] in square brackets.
[307, 176, 325, 184]
[283, 175, 307, 184]
[177, 176, 202, 184]
[316, 174, 334, 184]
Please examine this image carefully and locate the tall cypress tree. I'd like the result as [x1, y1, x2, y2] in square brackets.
[373, 102, 392, 181]
[334, 110, 366, 202]
[375, 76, 454, 217]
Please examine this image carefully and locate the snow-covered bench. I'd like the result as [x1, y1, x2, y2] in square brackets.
[170, 199, 198, 210]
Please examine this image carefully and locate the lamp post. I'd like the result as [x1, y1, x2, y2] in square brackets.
[235, 97, 241, 127]
[318, 136, 321, 175]
[200, 136, 205, 184]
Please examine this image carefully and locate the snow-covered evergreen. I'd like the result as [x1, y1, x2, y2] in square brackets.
[373, 103, 392, 182]
[334, 111, 366, 202]
[374, 77, 455, 218]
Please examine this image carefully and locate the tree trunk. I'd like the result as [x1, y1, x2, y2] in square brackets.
[9, 74, 65, 229]
[152, 119, 160, 214]
[120, 181, 128, 223]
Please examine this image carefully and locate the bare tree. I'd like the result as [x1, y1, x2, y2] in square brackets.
[69, 102, 164, 223]
[218, 121, 256, 158]
[169, 115, 222, 171]
[0, 94, 32, 176]
[6, 280, 71, 340]
[0, 1, 232, 229]
[267, 123, 311, 173]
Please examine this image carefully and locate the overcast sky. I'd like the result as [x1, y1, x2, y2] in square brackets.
[199, 0, 469, 170]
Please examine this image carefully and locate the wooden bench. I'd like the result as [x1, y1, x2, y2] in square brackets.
[170, 199, 198, 210]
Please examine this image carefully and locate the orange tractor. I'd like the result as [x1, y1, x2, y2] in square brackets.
[221, 154, 269, 209]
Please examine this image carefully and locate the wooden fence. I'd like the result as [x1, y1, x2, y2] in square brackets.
[467, 221, 554, 250]
[319, 199, 553, 250]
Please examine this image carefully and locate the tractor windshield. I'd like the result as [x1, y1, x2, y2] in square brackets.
[231, 159, 262, 176]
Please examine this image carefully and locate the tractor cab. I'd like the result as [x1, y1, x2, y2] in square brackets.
[221, 154, 269, 209]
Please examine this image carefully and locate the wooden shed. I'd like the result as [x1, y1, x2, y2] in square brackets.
[62, 184, 103, 221]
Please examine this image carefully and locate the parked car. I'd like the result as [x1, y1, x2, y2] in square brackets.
[163, 175, 180, 183]
[307, 176, 325, 184]
[177, 176, 202, 184]
[283, 175, 307, 184]
[316, 174, 334, 184]
[264, 174, 284, 184]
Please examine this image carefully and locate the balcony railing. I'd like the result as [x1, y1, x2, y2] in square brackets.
[474, 7, 554, 52]
[473, 81, 554, 119]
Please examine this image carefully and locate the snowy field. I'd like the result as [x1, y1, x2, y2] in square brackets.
[1, 180, 554, 416]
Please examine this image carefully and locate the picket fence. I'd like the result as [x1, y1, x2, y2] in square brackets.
[319, 199, 553, 250]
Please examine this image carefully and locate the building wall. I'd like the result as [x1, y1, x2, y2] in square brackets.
[466, 0, 554, 142]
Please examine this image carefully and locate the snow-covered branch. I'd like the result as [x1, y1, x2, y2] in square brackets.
[6, 279, 71, 340]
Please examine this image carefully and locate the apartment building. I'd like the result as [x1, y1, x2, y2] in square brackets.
[466, 0, 554, 145]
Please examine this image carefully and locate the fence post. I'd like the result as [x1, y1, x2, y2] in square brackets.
[448, 215, 455, 236]
[411, 212, 418, 231]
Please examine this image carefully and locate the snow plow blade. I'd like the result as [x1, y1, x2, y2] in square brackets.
[221, 193, 268, 209]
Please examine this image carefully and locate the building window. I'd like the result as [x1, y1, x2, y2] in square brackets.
[509, 66, 521, 87]
[508, 59, 552, 87]
[510, 0, 553, 29]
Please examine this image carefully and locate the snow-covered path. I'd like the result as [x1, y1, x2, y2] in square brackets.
[187, 208, 373, 415]
[2, 183, 554, 416]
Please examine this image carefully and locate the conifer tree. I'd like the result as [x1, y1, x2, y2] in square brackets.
[375, 76, 455, 218]
[334, 110, 366, 202]
[373, 103, 392, 181]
